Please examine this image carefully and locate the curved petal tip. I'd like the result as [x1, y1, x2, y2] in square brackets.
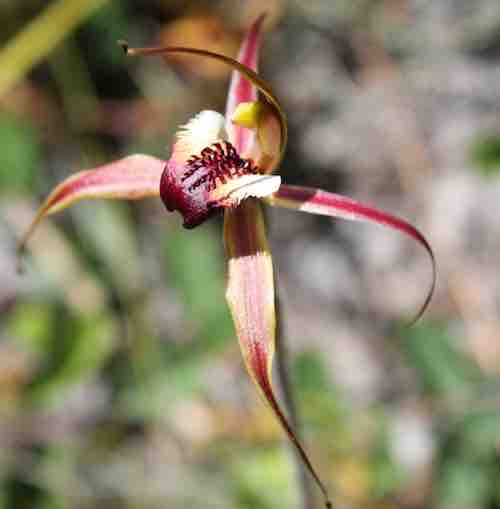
[267, 185, 436, 325]
[17, 154, 165, 267]
[224, 201, 332, 509]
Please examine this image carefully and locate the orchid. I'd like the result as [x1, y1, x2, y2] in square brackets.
[18, 15, 435, 509]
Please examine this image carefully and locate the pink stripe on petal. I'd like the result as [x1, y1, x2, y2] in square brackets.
[18, 155, 165, 255]
[224, 200, 332, 508]
[267, 185, 436, 323]
[225, 14, 266, 154]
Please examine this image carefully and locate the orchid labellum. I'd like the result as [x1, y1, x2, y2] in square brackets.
[19, 15, 435, 509]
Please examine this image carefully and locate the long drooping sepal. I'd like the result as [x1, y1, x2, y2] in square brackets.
[224, 200, 332, 509]
[118, 40, 287, 169]
[17, 155, 165, 256]
[266, 185, 436, 324]
[224, 14, 264, 155]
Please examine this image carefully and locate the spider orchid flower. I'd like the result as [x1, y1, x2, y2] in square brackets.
[18, 15, 435, 508]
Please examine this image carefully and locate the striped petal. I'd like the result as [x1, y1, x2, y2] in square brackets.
[18, 154, 165, 255]
[224, 199, 332, 508]
[224, 14, 265, 155]
[265, 185, 436, 323]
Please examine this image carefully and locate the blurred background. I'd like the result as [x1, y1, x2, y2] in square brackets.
[1, 0, 500, 508]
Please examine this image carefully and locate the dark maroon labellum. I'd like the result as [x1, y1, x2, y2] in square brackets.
[160, 141, 258, 228]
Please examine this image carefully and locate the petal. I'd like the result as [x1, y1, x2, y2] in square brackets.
[224, 199, 332, 508]
[224, 14, 265, 155]
[165, 111, 280, 229]
[161, 146, 281, 229]
[118, 40, 287, 171]
[212, 174, 281, 206]
[18, 154, 165, 255]
[171, 110, 226, 164]
[265, 185, 436, 323]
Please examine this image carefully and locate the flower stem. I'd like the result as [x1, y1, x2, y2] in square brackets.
[275, 287, 324, 509]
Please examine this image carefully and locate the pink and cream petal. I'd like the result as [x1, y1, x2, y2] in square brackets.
[224, 199, 332, 509]
[266, 185, 435, 323]
[225, 14, 265, 155]
[18, 154, 165, 253]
